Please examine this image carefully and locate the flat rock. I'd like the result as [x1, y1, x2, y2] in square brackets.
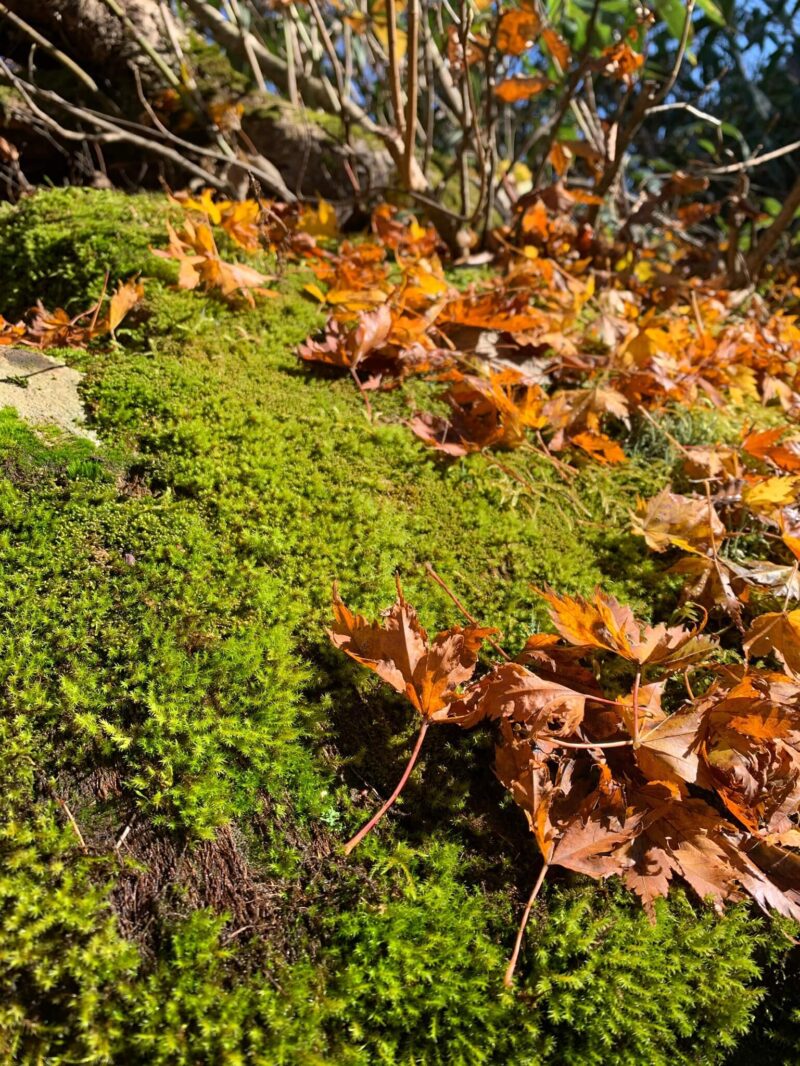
[0, 348, 98, 442]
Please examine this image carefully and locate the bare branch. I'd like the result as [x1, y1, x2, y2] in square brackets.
[403, 0, 420, 188]
[745, 170, 800, 282]
[646, 101, 722, 127]
[705, 138, 800, 175]
[385, 0, 406, 134]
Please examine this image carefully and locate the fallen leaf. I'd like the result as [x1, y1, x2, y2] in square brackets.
[631, 488, 726, 554]
[328, 578, 496, 720]
[538, 587, 715, 669]
[107, 277, 144, 335]
[744, 611, 800, 677]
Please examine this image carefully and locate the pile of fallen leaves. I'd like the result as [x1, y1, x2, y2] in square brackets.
[0, 277, 144, 351]
[145, 192, 800, 980]
[141, 188, 800, 478]
[295, 198, 800, 469]
[631, 427, 800, 631]
[330, 573, 800, 986]
[15, 185, 798, 473]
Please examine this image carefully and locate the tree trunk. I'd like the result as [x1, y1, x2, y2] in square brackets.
[3, 0, 182, 86]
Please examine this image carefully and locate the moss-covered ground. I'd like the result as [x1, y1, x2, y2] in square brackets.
[0, 188, 797, 1064]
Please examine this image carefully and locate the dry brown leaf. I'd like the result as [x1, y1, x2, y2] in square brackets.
[494, 76, 552, 103]
[328, 578, 496, 720]
[744, 610, 800, 677]
[631, 488, 726, 554]
[496, 4, 541, 56]
[541, 27, 570, 69]
[538, 587, 716, 669]
[107, 277, 144, 335]
[446, 660, 586, 735]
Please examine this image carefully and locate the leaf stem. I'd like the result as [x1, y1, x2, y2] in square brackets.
[350, 366, 373, 422]
[555, 738, 633, 750]
[344, 717, 430, 855]
[425, 563, 511, 661]
[504, 861, 550, 988]
[632, 667, 641, 745]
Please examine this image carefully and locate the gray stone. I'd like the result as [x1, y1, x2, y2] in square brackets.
[0, 348, 98, 442]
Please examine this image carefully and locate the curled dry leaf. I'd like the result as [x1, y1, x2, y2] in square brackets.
[298, 304, 393, 371]
[631, 488, 726, 554]
[698, 672, 800, 835]
[445, 660, 586, 735]
[537, 586, 715, 669]
[152, 220, 274, 305]
[329, 577, 496, 721]
[496, 721, 633, 872]
[107, 277, 144, 335]
[744, 610, 800, 677]
[617, 683, 710, 787]
[616, 783, 800, 921]
[681, 444, 742, 482]
[410, 369, 547, 456]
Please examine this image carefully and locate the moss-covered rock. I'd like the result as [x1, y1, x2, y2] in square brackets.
[0, 188, 794, 1064]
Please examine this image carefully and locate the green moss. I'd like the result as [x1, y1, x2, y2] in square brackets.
[0, 188, 793, 1063]
[187, 32, 249, 98]
[0, 188, 169, 315]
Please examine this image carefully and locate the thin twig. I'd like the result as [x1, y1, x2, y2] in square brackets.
[403, 0, 420, 188]
[631, 667, 641, 745]
[56, 797, 88, 853]
[307, 0, 347, 106]
[350, 366, 373, 421]
[646, 101, 721, 127]
[385, 0, 406, 134]
[556, 738, 634, 750]
[0, 63, 295, 198]
[704, 138, 800, 176]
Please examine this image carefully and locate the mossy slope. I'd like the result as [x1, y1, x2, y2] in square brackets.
[0, 188, 793, 1064]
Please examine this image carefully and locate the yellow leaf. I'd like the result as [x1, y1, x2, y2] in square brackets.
[107, 277, 144, 334]
[304, 282, 327, 303]
[743, 477, 800, 514]
[327, 287, 390, 311]
[372, 20, 408, 60]
[299, 198, 339, 239]
[177, 188, 228, 225]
